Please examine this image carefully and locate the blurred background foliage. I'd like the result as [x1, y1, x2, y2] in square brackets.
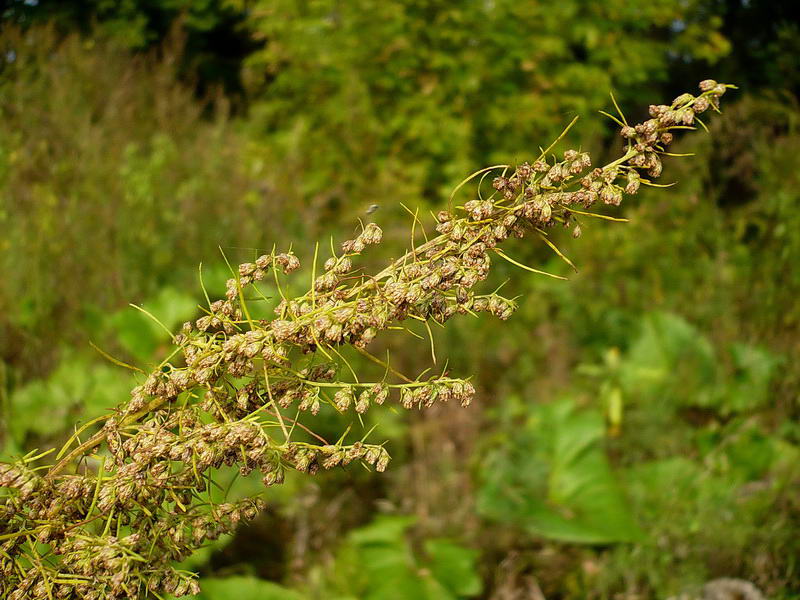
[1, 0, 799, 598]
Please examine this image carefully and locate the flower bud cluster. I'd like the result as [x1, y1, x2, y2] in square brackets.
[398, 378, 476, 410]
[286, 441, 391, 473]
[341, 222, 383, 254]
[225, 251, 300, 301]
[0, 462, 42, 501]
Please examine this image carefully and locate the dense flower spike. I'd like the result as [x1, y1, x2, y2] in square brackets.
[0, 81, 731, 599]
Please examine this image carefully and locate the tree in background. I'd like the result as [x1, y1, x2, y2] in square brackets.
[1, 0, 260, 98]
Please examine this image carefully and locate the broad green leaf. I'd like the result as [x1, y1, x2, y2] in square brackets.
[614, 313, 780, 414]
[197, 576, 305, 600]
[478, 398, 642, 543]
[425, 540, 482, 597]
[323, 515, 481, 599]
[349, 515, 417, 546]
[7, 356, 130, 445]
[620, 311, 717, 406]
[107, 308, 161, 362]
[107, 286, 197, 362]
[723, 343, 779, 412]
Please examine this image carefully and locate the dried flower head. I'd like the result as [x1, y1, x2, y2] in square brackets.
[0, 80, 732, 599]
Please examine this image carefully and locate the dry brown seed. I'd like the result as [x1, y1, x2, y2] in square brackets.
[693, 96, 710, 113]
[699, 79, 717, 92]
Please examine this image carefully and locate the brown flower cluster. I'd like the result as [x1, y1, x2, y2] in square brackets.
[0, 80, 732, 599]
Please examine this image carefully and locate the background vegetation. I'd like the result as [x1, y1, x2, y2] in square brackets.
[1, 1, 799, 598]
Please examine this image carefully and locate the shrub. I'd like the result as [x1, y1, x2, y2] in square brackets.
[0, 25, 275, 375]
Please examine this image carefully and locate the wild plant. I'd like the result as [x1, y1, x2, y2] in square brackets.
[0, 80, 732, 599]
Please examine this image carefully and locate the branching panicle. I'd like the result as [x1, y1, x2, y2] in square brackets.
[0, 81, 732, 599]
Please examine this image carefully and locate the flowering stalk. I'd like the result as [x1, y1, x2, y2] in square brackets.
[0, 80, 732, 599]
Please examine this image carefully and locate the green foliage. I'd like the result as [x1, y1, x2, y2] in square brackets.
[242, 0, 728, 211]
[0, 25, 277, 374]
[614, 311, 779, 413]
[2, 0, 258, 94]
[313, 516, 481, 600]
[3, 356, 130, 453]
[478, 397, 642, 544]
[107, 286, 198, 363]
[195, 577, 304, 600]
[1, 283, 198, 456]
[601, 431, 800, 597]
[185, 516, 481, 600]
[727, 343, 781, 413]
[620, 311, 717, 401]
[476, 310, 797, 597]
